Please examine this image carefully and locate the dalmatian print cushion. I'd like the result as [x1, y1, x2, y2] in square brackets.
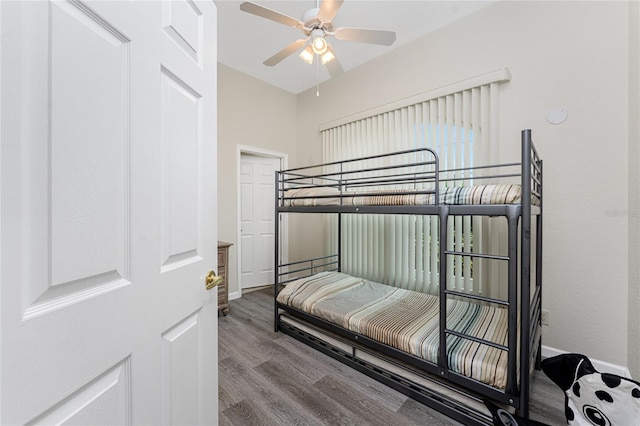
[542, 353, 640, 425]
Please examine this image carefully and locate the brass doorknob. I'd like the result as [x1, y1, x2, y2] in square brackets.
[205, 271, 223, 290]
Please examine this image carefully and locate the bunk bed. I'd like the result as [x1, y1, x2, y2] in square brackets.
[274, 129, 543, 425]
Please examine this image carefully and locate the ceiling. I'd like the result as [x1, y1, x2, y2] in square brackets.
[215, 1, 495, 94]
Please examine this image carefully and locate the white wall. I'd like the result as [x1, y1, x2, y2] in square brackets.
[217, 63, 297, 298]
[295, 1, 637, 374]
[628, 1, 640, 377]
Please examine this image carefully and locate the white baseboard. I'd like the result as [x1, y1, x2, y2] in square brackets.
[228, 291, 241, 301]
[542, 345, 631, 378]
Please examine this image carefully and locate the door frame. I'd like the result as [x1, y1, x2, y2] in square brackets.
[235, 145, 288, 299]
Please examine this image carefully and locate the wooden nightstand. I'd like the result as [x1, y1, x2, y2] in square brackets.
[217, 241, 232, 316]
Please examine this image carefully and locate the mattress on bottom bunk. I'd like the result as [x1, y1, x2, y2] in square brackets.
[283, 184, 529, 207]
[277, 271, 510, 390]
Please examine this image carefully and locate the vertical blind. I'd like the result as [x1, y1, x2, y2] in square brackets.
[321, 70, 510, 297]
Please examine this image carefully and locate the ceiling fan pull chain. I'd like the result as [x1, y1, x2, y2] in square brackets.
[316, 56, 320, 96]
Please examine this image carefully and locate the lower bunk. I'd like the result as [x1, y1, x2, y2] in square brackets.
[275, 270, 541, 426]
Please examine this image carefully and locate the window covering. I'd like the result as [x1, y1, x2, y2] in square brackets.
[321, 69, 511, 297]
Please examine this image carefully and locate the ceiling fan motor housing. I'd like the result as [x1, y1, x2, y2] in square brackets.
[302, 7, 333, 35]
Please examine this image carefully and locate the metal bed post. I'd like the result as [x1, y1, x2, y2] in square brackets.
[535, 159, 543, 369]
[519, 129, 533, 417]
[506, 205, 520, 399]
[338, 167, 343, 273]
[438, 205, 450, 376]
[274, 170, 280, 332]
[338, 213, 342, 272]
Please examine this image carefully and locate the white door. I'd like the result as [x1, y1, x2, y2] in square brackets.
[240, 154, 280, 290]
[0, 1, 218, 425]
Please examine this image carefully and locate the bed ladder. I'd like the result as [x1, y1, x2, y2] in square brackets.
[437, 204, 526, 414]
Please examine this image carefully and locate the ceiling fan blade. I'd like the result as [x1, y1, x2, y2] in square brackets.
[334, 27, 396, 46]
[325, 53, 344, 78]
[318, 0, 344, 24]
[240, 2, 303, 29]
[263, 39, 307, 66]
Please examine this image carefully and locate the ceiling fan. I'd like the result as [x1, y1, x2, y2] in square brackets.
[239, 0, 397, 77]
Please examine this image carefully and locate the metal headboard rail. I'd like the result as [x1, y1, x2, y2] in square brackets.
[281, 146, 440, 174]
[276, 254, 340, 285]
[280, 173, 439, 190]
[279, 164, 439, 188]
[278, 147, 440, 194]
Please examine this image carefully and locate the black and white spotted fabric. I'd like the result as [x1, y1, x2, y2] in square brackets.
[542, 353, 640, 425]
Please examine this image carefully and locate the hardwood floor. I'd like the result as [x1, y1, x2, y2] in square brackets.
[218, 288, 566, 425]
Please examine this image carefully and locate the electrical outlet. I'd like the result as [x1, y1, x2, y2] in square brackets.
[541, 309, 550, 326]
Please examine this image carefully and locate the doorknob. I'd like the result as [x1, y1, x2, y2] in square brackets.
[205, 270, 223, 290]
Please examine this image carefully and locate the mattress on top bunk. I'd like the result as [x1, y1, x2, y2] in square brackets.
[277, 271, 510, 390]
[283, 184, 526, 207]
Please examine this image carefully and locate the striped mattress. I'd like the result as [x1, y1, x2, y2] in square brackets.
[283, 184, 528, 207]
[277, 271, 510, 390]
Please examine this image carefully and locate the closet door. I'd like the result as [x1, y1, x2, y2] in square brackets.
[0, 1, 218, 424]
[240, 154, 280, 289]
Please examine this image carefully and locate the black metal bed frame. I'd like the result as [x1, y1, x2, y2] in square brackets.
[273, 129, 543, 425]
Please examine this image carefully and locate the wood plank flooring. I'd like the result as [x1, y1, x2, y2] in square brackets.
[218, 288, 566, 425]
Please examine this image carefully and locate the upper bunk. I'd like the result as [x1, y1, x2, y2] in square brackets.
[277, 129, 542, 217]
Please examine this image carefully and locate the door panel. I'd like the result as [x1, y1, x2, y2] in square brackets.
[1, 1, 218, 425]
[162, 0, 203, 65]
[50, 0, 130, 289]
[16, 0, 132, 320]
[25, 359, 132, 426]
[161, 310, 203, 426]
[160, 67, 202, 272]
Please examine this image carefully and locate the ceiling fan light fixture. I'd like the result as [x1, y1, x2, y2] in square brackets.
[311, 29, 328, 55]
[320, 47, 335, 65]
[299, 45, 314, 64]
[312, 37, 327, 54]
